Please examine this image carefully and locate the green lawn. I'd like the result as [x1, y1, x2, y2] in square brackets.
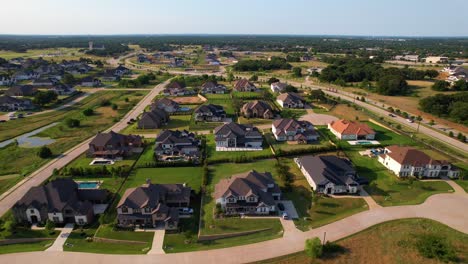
[256, 218, 468, 264]
[95, 225, 154, 242]
[125, 167, 203, 193]
[0, 240, 54, 255]
[121, 115, 191, 135]
[366, 121, 417, 146]
[264, 131, 334, 153]
[232, 91, 263, 99]
[347, 151, 454, 206]
[0, 174, 22, 196]
[65, 153, 138, 170]
[205, 134, 274, 162]
[64, 226, 151, 254]
[134, 140, 155, 167]
[238, 116, 273, 126]
[0, 91, 147, 184]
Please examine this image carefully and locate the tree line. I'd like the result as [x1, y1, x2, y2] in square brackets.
[419, 92, 468, 124]
[232, 57, 292, 71]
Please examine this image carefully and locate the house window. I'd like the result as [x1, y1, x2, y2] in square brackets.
[144, 207, 151, 213]
[53, 217, 60, 222]
[121, 207, 128, 213]
[77, 218, 85, 225]
[30, 209, 35, 214]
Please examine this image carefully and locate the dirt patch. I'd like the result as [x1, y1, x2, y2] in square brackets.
[172, 96, 203, 104]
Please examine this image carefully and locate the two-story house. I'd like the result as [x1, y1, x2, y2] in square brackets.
[152, 98, 180, 113]
[116, 181, 191, 230]
[233, 78, 257, 92]
[214, 170, 281, 216]
[12, 179, 107, 226]
[295, 155, 361, 195]
[0, 95, 34, 111]
[270, 82, 287, 93]
[240, 100, 274, 119]
[137, 109, 170, 129]
[194, 104, 226, 122]
[378, 145, 460, 178]
[88, 131, 143, 159]
[214, 122, 263, 150]
[200, 81, 227, 94]
[154, 130, 200, 162]
[272, 118, 319, 143]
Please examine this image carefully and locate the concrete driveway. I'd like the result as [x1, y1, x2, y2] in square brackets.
[276, 200, 299, 219]
[45, 223, 74, 252]
[299, 109, 338, 126]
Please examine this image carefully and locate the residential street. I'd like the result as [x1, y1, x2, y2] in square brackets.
[1, 190, 466, 264]
[0, 80, 171, 218]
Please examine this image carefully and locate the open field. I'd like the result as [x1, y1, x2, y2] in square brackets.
[256, 218, 468, 264]
[0, 48, 102, 61]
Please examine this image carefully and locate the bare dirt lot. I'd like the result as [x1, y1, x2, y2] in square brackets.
[171, 96, 204, 104]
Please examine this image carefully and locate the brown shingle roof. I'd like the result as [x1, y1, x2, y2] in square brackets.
[384, 145, 449, 166]
[329, 120, 375, 136]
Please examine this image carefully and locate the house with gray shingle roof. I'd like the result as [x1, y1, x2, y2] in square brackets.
[137, 109, 169, 129]
[116, 180, 191, 230]
[240, 100, 274, 119]
[154, 130, 200, 162]
[295, 155, 360, 195]
[12, 179, 107, 226]
[272, 118, 318, 143]
[5, 85, 37, 97]
[276, 92, 305, 108]
[214, 122, 263, 150]
[88, 131, 143, 159]
[214, 170, 281, 216]
[194, 104, 226, 122]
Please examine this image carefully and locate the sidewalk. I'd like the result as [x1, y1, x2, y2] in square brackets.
[45, 223, 74, 252]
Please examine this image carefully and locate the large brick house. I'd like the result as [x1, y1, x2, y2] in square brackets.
[233, 78, 257, 92]
[137, 109, 169, 129]
[194, 104, 226, 122]
[240, 100, 274, 119]
[12, 179, 107, 226]
[276, 93, 305, 108]
[328, 120, 376, 140]
[214, 170, 281, 216]
[88, 131, 143, 159]
[117, 181, 191, 230]
[378, 145, 460, 178]
[272, 118, 319, 143]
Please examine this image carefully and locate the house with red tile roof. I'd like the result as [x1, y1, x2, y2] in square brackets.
[328, 119, 376, 140]
[378, 145, 460, 178]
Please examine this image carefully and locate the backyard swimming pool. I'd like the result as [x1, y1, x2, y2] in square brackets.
[77, 181, 100, 189]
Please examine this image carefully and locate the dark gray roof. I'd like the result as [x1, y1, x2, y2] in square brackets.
[214, 122, 262, 139]
[117, 183, 191, 208]
[297, 156, 358, 187]
[195, 104, 225, 115]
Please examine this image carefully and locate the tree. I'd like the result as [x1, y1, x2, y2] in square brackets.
[305, 237, 323, 259]
[376, 74, 408, 95]
[292, 67, 302, 78]
[448, 131, 454, 137]
[226, 72, 234, 82]
[284, 85, 298, 93]
[82, 108, 94, 116]
[267, 77, 280, 85]
[37, 146, 52, 159]
[33, 91, 58, 106]
[309, 89, 326, 102]
[431, 80, 449, 91]
[452, 79, 468, 91]
[111, 104, 118, 110]
[65, 118, 80, 128]
[62, 73, 76, 85]
[249, 74, 258, 82]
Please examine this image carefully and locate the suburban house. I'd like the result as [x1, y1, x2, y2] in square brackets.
[241, 100, 274, 119]
[272, 118, 319, 143]
[295, 155, 360, 195]
[113, 65, 131, 77]
[13, 70, 39, 81]
[101, 70, 119, 82]
[394, 55, 419, 62]
[49, 84, 76, 95]
[200, 81, 227, 94]
[154, 130, 200, 162]
[378, 145, 460, 178]
[0, 95, 33, 111]
[328, 120, 376, 140]
[233, 78, 257, 92]
[81, 76, 102, 87]
[194, 104, 226, 122]
[137, 109, 170, 129]
[152, 98, 180, 113]
[214, 122, 263, 149]
[0, 75, 15, 86]
[270, 82, 287, 93]
[12, 179, 107, 226]
[5, 85, 37, 97]
[88, 131, 143, 159]
[214, 170, 281, 216]
[163, 81, 194, 96]
[32, 78, 55, 86]
[276, 93, 305, 108]
[116, 181, 191, 230]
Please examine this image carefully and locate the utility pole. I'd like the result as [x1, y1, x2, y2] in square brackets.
[323, 231, 327, 245]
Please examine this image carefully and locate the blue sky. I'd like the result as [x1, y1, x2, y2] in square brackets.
[1, 0, 467, 36]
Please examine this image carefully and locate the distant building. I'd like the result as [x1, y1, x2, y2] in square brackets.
[151, 98, 180, 113]
[154, 130, 200, 162]
[270, 82, 287, 93]
[5, 85, 37, 97]
[137, 109, 169, 129]
[425, 56, 449, 64]
[0, 95, 33, 111]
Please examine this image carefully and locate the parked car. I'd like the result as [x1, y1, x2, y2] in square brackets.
[17, 113, 24, 118]
[282, 212, 289, 220]
[277, 203, 285, 211]
[26, 112, 33, 115]
[406, 119, 414, 123]
[179, 208, 194, 214]
[388, 113, 396, 117]
[0, 120, 6, 123]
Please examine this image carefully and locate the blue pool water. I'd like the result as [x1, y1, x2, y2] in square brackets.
[77, 182, 99, 189]
[357, 141, 372, 145]
[179, 107, 191, 112]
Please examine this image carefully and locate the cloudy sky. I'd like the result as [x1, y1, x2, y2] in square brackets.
[1, 0, 467, 36]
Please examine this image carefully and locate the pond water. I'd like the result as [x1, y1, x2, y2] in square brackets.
[0, 122, 58, 148]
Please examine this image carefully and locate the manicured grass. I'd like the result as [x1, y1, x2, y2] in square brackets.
[205, 134, 274, 162]
[232, 91, 263, 99]
[121, 115, 191, 135]
[279, 109, 307, 119]
[204, 93, 231, 100]
[0, 174, 22, 196]
[238, 116, 273, 126]
[0, 91, 147, 182]
[347, 151, 454, 206]
[264, 132, 333, 152]
[308, 197, 368, 228]
[134, 140, 155, 167]
[125, 167, 203, 193]
[95, 225, 154, 242]
[0, 240, 54, 255]
[366, 121, 417, 146]
[455, 180, 468, 193]
[65, 153, 138, 170]
[256, 219, 468, 264]
[64, 227, 151, 254]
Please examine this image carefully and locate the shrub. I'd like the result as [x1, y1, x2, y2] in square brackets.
[82, 108, 94, 116]
[45, 219, 55, 231]
[416, 234, 457, 262]
[100, 99, 111, 106]
[37, 146, 53, 159]
[65, 118, 80, 128]
[305, 237, 323, 259]
[111, 104, 118, 110]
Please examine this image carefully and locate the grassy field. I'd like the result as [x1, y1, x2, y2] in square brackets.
[0, 91, 147, 193]
[121, 115, 191, 135]
[65, 153, 138, 170]
[264, 132, 333, 153]
[347, 151, 454, 206]
[205, 134, 274, 162]
[0, 48, 102, 61]
[95, 225, 154, 242]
